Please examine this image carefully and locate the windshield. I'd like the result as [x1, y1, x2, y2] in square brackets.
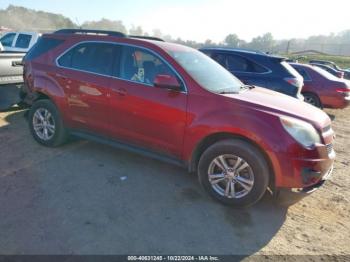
[313, 66, 342, 81]
[166, 48, 243, 94]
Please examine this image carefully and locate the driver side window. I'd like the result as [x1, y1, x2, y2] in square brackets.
[120, 46, 176, 86]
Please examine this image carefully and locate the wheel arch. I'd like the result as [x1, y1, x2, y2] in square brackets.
[188, 132, 275, 189]
[302, 91, 323, 109]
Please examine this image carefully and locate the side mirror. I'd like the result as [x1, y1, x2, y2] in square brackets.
[154, 74, 182, 91]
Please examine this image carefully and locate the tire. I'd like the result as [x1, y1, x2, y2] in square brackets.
[303, 93, 322, 108]
[28, 99, 68, 147]
[198, 139, 269, 208]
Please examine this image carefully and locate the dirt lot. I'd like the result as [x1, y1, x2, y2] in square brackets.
[0, 107, 349, 257]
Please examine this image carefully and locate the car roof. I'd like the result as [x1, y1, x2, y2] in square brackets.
[309, 59, 336, 65]
[289, 62, 315, 69]
[311, 63, 338, 71]
[200, 47, 265, 55]
[46, 29, 193, 53]
[200, 47, 286, 60]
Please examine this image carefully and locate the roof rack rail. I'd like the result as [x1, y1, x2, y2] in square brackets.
[54, 29, 126, 38]
[129, 35, 164, 42]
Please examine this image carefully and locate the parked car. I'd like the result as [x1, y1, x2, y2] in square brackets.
[310, 63, 344, 79]
[290, 63, 350, 109]
[22, 29, 335, 207]
[0, 52, 26, 110]
[309, 60, 350, 79]
[0, 31, 40, 53]
[199, 48, 304, 100]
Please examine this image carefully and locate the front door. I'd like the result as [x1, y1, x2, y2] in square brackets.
[109, 45, 187, 158]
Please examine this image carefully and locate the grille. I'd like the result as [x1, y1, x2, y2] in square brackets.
[326, 144, 334, 155]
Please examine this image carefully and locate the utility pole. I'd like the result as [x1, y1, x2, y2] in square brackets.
[286, 40, 291, 54]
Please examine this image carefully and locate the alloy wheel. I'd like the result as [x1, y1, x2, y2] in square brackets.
[208, 154, 254, 199]
[32, 108, 56, 141]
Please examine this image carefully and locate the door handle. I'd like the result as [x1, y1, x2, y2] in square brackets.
[113, 88, 127, 96]
[12, 60, 24, 67]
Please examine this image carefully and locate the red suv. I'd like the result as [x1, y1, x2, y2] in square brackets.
[22, 29, 335, 207]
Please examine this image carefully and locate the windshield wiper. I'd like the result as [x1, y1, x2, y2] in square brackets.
[219, 90, 238, 94]
[241, 84, 255, 90]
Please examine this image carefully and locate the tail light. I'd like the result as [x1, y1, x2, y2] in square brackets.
[284, 77, 303, 88]
[336, 88, 350, 96]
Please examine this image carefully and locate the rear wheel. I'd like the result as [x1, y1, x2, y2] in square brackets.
[28, 99, 68, 147]
[198, 139, 269, 207]
[303, 93, 322, 108]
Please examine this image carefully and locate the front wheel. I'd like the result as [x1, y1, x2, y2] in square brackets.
[198, 139, 269, 207]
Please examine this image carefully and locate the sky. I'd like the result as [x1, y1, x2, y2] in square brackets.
[0, 0, 349, 42]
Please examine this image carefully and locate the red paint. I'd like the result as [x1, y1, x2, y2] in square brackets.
[24, 34, 335, 190]
[292, 63, 350, 109]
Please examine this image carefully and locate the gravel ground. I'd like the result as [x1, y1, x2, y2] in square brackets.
[0, 107, 349, 258]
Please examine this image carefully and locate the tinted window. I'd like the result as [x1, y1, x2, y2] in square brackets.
[313, 66, 341, 81]
[226, 54, 268, 73]
[15, 34, 32, 48]
[25, 37, 63, 61]
[211, 53, 226, 67]
[120, 46, 176, 85]
[294, 67, 312, 81]
[0, 33, 16, 47]
[58, 42, 117, 76]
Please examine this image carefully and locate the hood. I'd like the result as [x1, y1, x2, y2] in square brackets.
[224, 87, 331, 129]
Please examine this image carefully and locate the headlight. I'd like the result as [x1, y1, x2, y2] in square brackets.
[280, 116, 321, 148]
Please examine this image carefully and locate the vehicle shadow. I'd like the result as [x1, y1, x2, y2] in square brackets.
[0, 110, 294, 256]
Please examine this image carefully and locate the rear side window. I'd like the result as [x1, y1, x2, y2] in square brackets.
[58, 42, 118, 76]
[25, 37, 64, 61]
[15, 34, 32, 48]
[294, 67, 312, 81]
[0, 33, 16, 47]
[224, 54, 269, 73]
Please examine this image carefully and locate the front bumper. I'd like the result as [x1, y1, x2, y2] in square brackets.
[275, 165, 333, 204]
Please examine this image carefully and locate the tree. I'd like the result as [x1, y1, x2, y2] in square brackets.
[129, 25, 143, 35]
[81, 18, 127, 34]
[248, 32, 274, 52]
[224, 34, 241, 48]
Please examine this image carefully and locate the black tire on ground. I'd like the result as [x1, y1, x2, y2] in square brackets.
[28, 99, 68, 147]
[198, 139, 270, 208]
[303, 92, 322, 108]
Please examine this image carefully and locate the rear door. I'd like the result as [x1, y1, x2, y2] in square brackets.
[109, 45, 187, 157]
[55, 42, 117, 135]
